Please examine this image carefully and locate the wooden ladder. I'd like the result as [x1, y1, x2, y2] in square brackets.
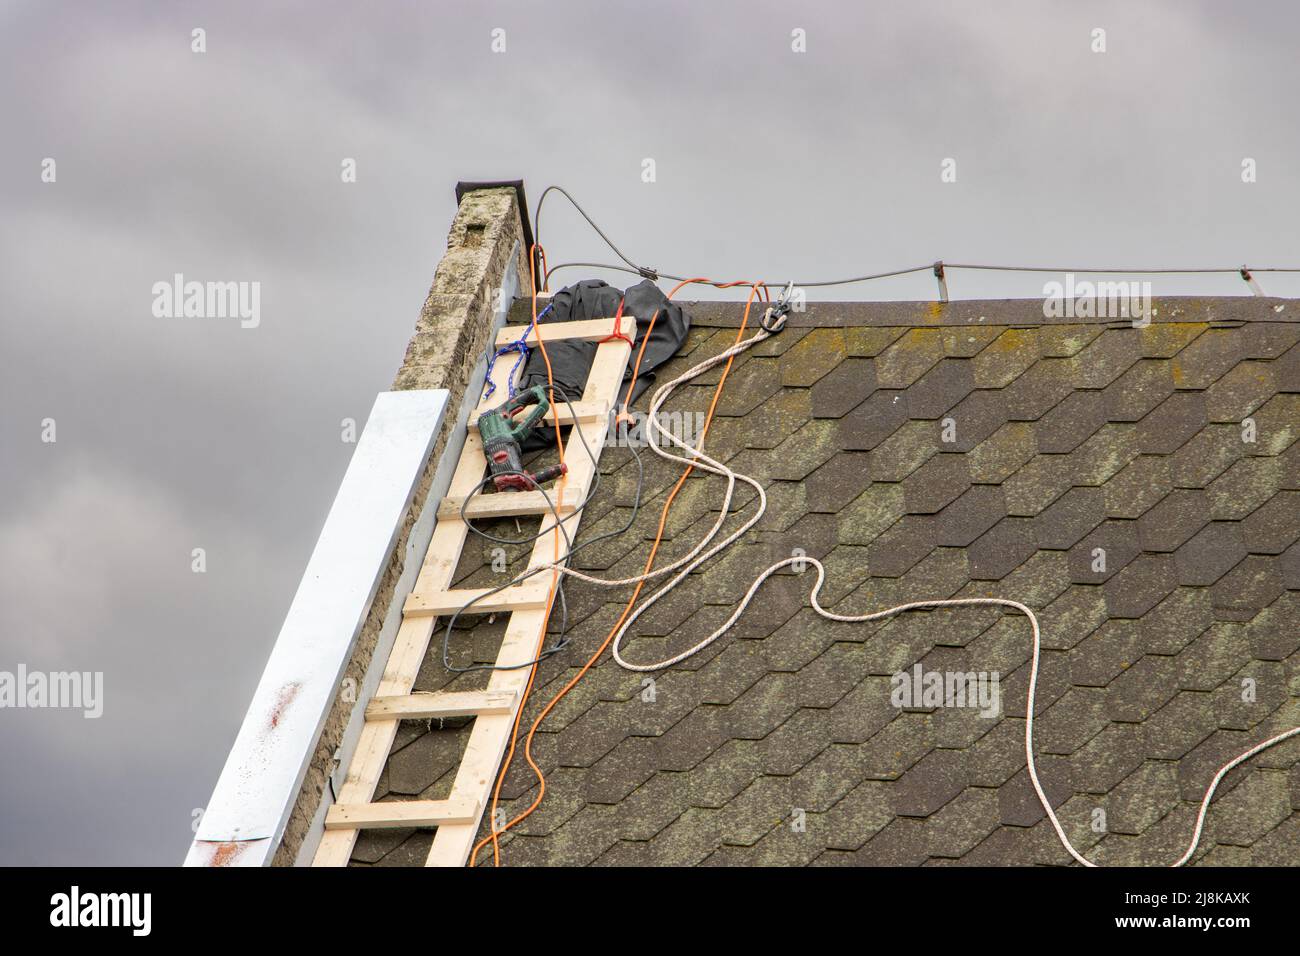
[313, 313, 635, 867]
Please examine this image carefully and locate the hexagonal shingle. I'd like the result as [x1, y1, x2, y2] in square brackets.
[804, 452, 873, 513]
[851, 818, 931, 865]
[1034, 486, 1107, 550]
[891, 748, 970, 818]
[972, 328, 1040, 388]
[1066, 328, 1144, 388]
[1272, 337, 1300, 388]
[1068, 519, 1141, 582]
[867, 515, 936, 578]
[1137, 321, 1206, 358]
[906, 358, 976, 419]
[780, 328, 849, 387]
[1003, 455, 1075, 516]
[1104, 359, 1176, 422]
[1211, 556, 1284, 619]
[1207, 457, 1283, 520]
[1143, 691, 1216, 760]
[1242, 491, 1300, 554]
[1067, 621, 1142, 689]
[1101, 455, 1173, 519]
[1000, 358, 1076, 420]
[1174, 522, 1248, 586]
[767, 419, 840, 481]
[1040, 324, 1103, 356]
[1175, 623, 1251, 692]
[1177, 729, 1259, 804]
[1042, 585, 1109, 650]
[837, 389, 910, 450]
[998, 760, 1073, 827]
[1034, 390, 1109, 453]
[713, 357, 781, 416]
[1067, 424, 1141, 486]
[930, 485, 1008, 547]
[1139, 587, 1214, 655]
[922, 788, 1001, 858]
[874, 329, 945, 388]
[1136, 390, 1209, 454]
[1107, 760, 1180, 835]
[1205, 361, 1277, 422]
[942, 389, 1015, 452]
[836, 481, 906, 545]
[584, 737, 662, 805]
[1169, 424, 1246, 488]
[1245, 591, 1300, 661]
[1104, 553, 1178, 620]
[902, 453, 971, 515]
[843, 325, 906, 357]
[1250, 393, 1300, 454]
[941, 326, 1003, 357]
[809, 358, 877, 418]
[1137, 489, 1210, 552]
[386, 730, 465, 796]
[868, 420, 940, 482]
[1105, 659, 1179, 727]
[967, 422, 1036, 483]
[1170, 329, 1247, 388]
[1069, 720, 1150, 793]
[821, 780, 894, 850]
[967, 518, 1038, 580]
[1201, 770, 1293, 847]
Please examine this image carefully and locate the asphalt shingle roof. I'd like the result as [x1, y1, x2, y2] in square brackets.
[351, 297, 1300, 867]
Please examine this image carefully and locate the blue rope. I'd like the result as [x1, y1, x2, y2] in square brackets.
[483, 303, 554, 400]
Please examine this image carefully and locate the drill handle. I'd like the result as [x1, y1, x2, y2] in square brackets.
[508, 386, 552, 440]
[530, 462, 567, 486]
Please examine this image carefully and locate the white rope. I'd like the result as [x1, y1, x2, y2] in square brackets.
[546, 309, 1300, 867]
[531, 328, 774, 589]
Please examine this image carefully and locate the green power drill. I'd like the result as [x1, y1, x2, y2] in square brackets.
[477, 385, 568, 492]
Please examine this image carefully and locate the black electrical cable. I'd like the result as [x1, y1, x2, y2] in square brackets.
[460, 384, 599, 548]
[532, 183, 1300, 292]
[456, 290, 632, 671]
[543, 258, 1300, 292]
[442, 468, 576, 674]
[445, 381, 592, 671]
[534, 185, 642, 276]
[542, 260, 937, 290]
[442, 436, 645, 673]
[442, 388, 646, 674]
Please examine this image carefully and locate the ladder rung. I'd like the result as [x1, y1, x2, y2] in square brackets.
[438, 488, 583, 521]
[470, 399, 608, 427]
[403, 580, 552, 618]
[366, 689, 517, 721]
[494, 315, 634, 347]
[325, 796, 481, 830]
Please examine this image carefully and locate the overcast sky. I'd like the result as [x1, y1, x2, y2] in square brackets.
[1, 1, 1297, 865]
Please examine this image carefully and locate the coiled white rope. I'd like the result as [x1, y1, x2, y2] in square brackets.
[526, 313, 1299, 866]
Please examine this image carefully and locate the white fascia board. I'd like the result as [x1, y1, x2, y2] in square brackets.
[185, 388, 448, 866]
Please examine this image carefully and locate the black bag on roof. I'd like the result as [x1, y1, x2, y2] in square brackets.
[517, 279, 690, 449]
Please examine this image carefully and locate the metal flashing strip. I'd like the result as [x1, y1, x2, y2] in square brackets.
[185, 388, 449, 867]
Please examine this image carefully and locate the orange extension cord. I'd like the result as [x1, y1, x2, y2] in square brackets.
[473, 272, 767, 865]
[480, 244, 565, 868]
